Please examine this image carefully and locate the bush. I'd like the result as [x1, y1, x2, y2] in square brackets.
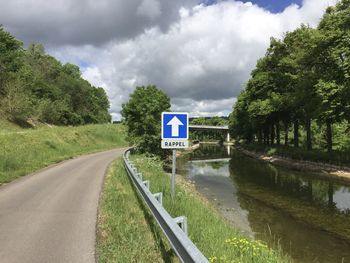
[121, 85, 170, 157]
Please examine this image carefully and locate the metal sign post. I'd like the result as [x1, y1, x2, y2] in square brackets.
[171, 149, 176, 206]
[161, 112, 189, 206]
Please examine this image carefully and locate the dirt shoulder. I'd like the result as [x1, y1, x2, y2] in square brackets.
[235, 146, 350, 182]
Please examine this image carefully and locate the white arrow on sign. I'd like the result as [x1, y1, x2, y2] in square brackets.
[167, 116, 184, 137]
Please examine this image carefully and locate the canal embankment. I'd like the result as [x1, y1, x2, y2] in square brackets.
[235, 144, 350, 182]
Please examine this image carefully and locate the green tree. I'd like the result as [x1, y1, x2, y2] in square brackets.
[313, 0, 350, 152]
[121, 85, 171, 156]
[0, 78, 32, 120]
[0, 25, 23, 96]
[282, 26, 321, 150]
[229, 90, 255, 142]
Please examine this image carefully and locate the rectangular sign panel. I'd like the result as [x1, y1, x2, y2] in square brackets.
[162, 112, 189, 139]
[161, 112, 189, 149]
[161, 139, 189, 149]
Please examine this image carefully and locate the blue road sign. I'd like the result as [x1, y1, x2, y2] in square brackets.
[162, 112, 188, 139]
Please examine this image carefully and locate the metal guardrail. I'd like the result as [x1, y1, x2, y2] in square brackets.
[123, 149, 209, 263]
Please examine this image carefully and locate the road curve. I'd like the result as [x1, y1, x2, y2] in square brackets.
[0, 148, 127, 263]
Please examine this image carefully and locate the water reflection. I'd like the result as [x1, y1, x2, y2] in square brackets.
[237, 194, 350, 263]
[229, 150, 350, 212]
[181, 144, 350, 263]
[185, 158, 253, 237]
[189, 144, 230, 160]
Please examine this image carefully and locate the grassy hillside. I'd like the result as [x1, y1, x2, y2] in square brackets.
[0, 123, 127, 185]
[0, 119, 24, 132]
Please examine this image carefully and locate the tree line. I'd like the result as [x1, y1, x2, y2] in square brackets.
[0, 26, 111, 126]
[229, 0, 350, 153]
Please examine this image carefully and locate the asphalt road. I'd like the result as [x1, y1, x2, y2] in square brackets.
[0, 148, 126, 263]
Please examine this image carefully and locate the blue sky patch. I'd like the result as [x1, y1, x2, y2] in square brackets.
[201, 0, 303, 13]
[78, 60, 91, 69]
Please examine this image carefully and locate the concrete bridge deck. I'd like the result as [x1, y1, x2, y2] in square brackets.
[189, 125, 230, 142]
[189, 125, 229, 131]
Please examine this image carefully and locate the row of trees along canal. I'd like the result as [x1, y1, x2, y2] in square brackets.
[229, 0, 350, 163]
[0, 26, 111, 126]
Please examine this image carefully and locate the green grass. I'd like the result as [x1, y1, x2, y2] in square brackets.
[97, 158, 175, 263]
[0, 123, 128, 184]
[0, 119, 23, 132]
[128, 154, 290, 263]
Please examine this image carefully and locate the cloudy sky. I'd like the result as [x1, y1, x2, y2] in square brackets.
[1, 0, 338, 120]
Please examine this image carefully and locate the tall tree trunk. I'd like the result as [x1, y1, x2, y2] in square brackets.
[306, 117, 312, 151]
[276, 122, 280, 145]
[270, 123, 275, 145]
[284, 121, 289, 146]
[258, 130, 262, 144]
[326, 120, 332, 153]
[294, 120, 299, 148]
[263, 130, 266, 144]
[266, 127, 270, 145]
[247, 133, 252, 143]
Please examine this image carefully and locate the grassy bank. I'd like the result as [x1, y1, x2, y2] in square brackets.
[0, 119, 24, 132]
[131, 154, 290, 263]
[97, 158, 171, 262]
[0, 124, 127, 184]
[240, 143, 350, 167]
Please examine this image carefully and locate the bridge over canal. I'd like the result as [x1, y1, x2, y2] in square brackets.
[188, 125, 230, 142]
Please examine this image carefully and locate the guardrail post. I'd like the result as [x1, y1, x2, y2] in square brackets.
[153, 192, 163, 205]
[174, 216, 188, 236]
[136, 172, 143, 181]
[129, 163, 135, 171]
[143, 180, 150, 190]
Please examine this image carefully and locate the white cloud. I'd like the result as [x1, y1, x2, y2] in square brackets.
[48, 0, 338, 120]
[82, 67, 108, 89]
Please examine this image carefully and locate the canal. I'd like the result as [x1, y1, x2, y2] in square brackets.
[178, 144, 350, 263]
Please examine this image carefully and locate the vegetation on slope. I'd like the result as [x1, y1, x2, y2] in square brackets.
[0, 26, 110, 125]
[0, 124, 127, 184]
[229, 0, 350, 156]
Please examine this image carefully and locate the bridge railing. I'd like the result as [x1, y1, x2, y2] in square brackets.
[189, 125, 229, 130]
[123, 149, 209, 263]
